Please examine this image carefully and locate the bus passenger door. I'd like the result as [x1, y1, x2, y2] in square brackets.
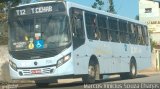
[70, 8, 87, 74]
[70, 8, 85, 49]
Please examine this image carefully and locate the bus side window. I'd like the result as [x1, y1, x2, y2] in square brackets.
[97, 15, 108, 41]
[85, 12, 98, 40]
[70, 8, 85, 49]
[119, 20, 127, 43]
[138, 25, 143, 45]
[134, 24, 139, 44]
[138, 25, 145, 45]
[108, 17, 119, 42]
[128, 23, 135, 44]
[141, 26, 146, 45]
[130, 23, 138, 44]
[144, 26, 149, 46]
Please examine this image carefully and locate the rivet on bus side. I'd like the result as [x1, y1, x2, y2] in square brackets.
[77, 62, 79, 66]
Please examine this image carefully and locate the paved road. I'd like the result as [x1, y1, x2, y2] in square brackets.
[1, 73, 160, 89]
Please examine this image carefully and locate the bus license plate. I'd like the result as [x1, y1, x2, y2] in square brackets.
[31, 69, 41, 74]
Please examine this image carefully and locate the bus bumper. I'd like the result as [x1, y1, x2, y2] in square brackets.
[9, 60, 74, 80]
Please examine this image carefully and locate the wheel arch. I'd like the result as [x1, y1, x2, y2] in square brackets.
[89, 55, 99, 65]
[130, 56, 137, 65]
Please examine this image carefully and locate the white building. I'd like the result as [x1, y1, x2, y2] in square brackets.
[139, 0, 160, 70]
[139, 0, 160, 45]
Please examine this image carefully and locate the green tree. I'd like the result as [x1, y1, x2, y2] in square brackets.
[92, 0, 116, 14]
[149, 30, 158, 52]
[150, 38, 158, 52]
[92, 0, 104, 10]
[0, 0, 21, 21]
[108, 0, 116, 14]
[0, 0, 21, 6]
[135, 15, 139, 20]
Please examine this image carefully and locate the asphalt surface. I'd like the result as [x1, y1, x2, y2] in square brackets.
[1, 72, 159, 89]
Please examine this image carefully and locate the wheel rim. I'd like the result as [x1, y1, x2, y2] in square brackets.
[88, 65, 95, 78]
[131, 64, 136, 75]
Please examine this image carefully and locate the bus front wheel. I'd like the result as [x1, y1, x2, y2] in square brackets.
[35, 81, 49, 87]
[82, 61, 99, 84]
[35, 79, 57, 87]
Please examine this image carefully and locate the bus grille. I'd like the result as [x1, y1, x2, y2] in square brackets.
[9, 49, 62, 60]
[21, 67, 52, 76]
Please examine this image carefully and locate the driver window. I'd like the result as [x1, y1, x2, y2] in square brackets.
[70, 8, 85, 50]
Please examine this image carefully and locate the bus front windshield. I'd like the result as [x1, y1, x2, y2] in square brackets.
[9, 14, 71, 51]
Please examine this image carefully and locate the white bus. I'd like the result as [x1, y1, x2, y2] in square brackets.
[8, 0, 151, 87]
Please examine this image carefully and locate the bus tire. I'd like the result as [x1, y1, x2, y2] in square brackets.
[82, 60, 99, 84]
[129, 60, 137, 79]
[35, 82, 49, 88]
[120, 59, 137, 79]
[35, 79, 57, 87]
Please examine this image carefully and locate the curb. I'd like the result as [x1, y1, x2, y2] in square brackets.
[138, 71, 160, 75]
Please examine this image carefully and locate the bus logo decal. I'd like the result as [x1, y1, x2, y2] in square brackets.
[34, 61, 38, 66]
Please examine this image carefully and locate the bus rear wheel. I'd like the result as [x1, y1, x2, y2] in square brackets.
[82, 61, 99, 84]
[120, 60, 137, 79]
[129, 61, 137, 78]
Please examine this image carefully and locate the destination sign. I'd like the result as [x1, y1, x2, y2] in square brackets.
[9, 3, 65, 18]
[16, 6, 53, 16]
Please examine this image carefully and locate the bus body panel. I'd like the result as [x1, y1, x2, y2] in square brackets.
[73, 40, 151, 75]
[67, 1, 151, 75]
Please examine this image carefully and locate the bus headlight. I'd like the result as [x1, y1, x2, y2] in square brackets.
[9, 60, 17, 71]
[57, 53, 71, 68]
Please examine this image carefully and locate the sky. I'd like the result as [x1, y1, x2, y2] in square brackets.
[29, 0, 139, 19]
[67, 0, 139, 19]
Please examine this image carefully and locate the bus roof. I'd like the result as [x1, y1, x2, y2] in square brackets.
[14, 0, 64, 8]
[66, 1, 146, 26]
[12, 1, 146, 26]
